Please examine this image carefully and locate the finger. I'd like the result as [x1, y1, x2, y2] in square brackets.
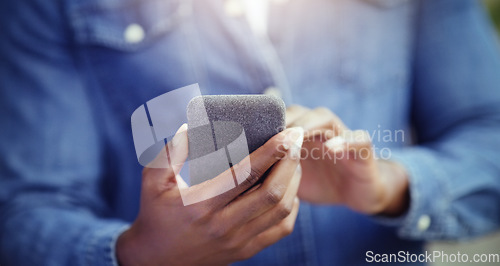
[142, 124, 189, 194]
[217, 129, 303, 228]
[325, 130, 374, 161]
[230, 165, 302, 242]
[186, 127, 303, 209]
[294, 107, 347, 136]
[285, 105, 310, 126]
[236, 198, 300, 261]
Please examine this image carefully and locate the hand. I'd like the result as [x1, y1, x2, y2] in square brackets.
[286, 105, 409, 216]
[116, 124, 304, 266]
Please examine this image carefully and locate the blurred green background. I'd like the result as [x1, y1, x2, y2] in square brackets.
[484, 0, 500, 34]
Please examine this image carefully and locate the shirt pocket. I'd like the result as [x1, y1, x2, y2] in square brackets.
[68, 0, 191, 52]
[333, 0, 415, 96]
[67, 0, 199, 124]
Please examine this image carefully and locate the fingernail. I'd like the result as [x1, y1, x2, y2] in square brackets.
[344, 130, 370, 144]
[325, 135, 345, 152]
[287, 127, 304, 146]
[287, 127, 304, 159]
[295, 164, 302, 176]
[172, 123, 187, 147]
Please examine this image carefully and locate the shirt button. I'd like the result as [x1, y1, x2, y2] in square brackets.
[417, 215, 431, 232]
[124, 23, 145, 44]
[263, 87, 282, 98]
[224, 0, 245, 17]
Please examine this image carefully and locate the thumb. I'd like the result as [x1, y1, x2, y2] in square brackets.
[143, 123, 189, 192]
[166, 123, 189, 175]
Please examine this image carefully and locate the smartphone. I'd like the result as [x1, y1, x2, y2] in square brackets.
[186, 95, 285, 186]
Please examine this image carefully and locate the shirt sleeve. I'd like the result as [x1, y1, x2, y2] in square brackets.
[0, 0, 129, 265]
[376, 0, 500, 241]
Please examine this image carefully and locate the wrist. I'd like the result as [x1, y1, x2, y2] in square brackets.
[116, 226, 146, 266]
[377, 160, 410, 217]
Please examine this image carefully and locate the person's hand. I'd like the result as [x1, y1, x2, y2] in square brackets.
[116, 124, 304, 266]
[286, 105, 409, 216]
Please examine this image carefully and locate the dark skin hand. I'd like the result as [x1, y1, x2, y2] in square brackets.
[116, 125, 304, 266]
[286, 105, 410, 216]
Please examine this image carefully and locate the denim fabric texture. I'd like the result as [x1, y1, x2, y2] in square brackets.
[1, 0, 499, 265]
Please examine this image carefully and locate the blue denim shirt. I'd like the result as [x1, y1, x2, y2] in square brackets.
[1, 0, 500, 265]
